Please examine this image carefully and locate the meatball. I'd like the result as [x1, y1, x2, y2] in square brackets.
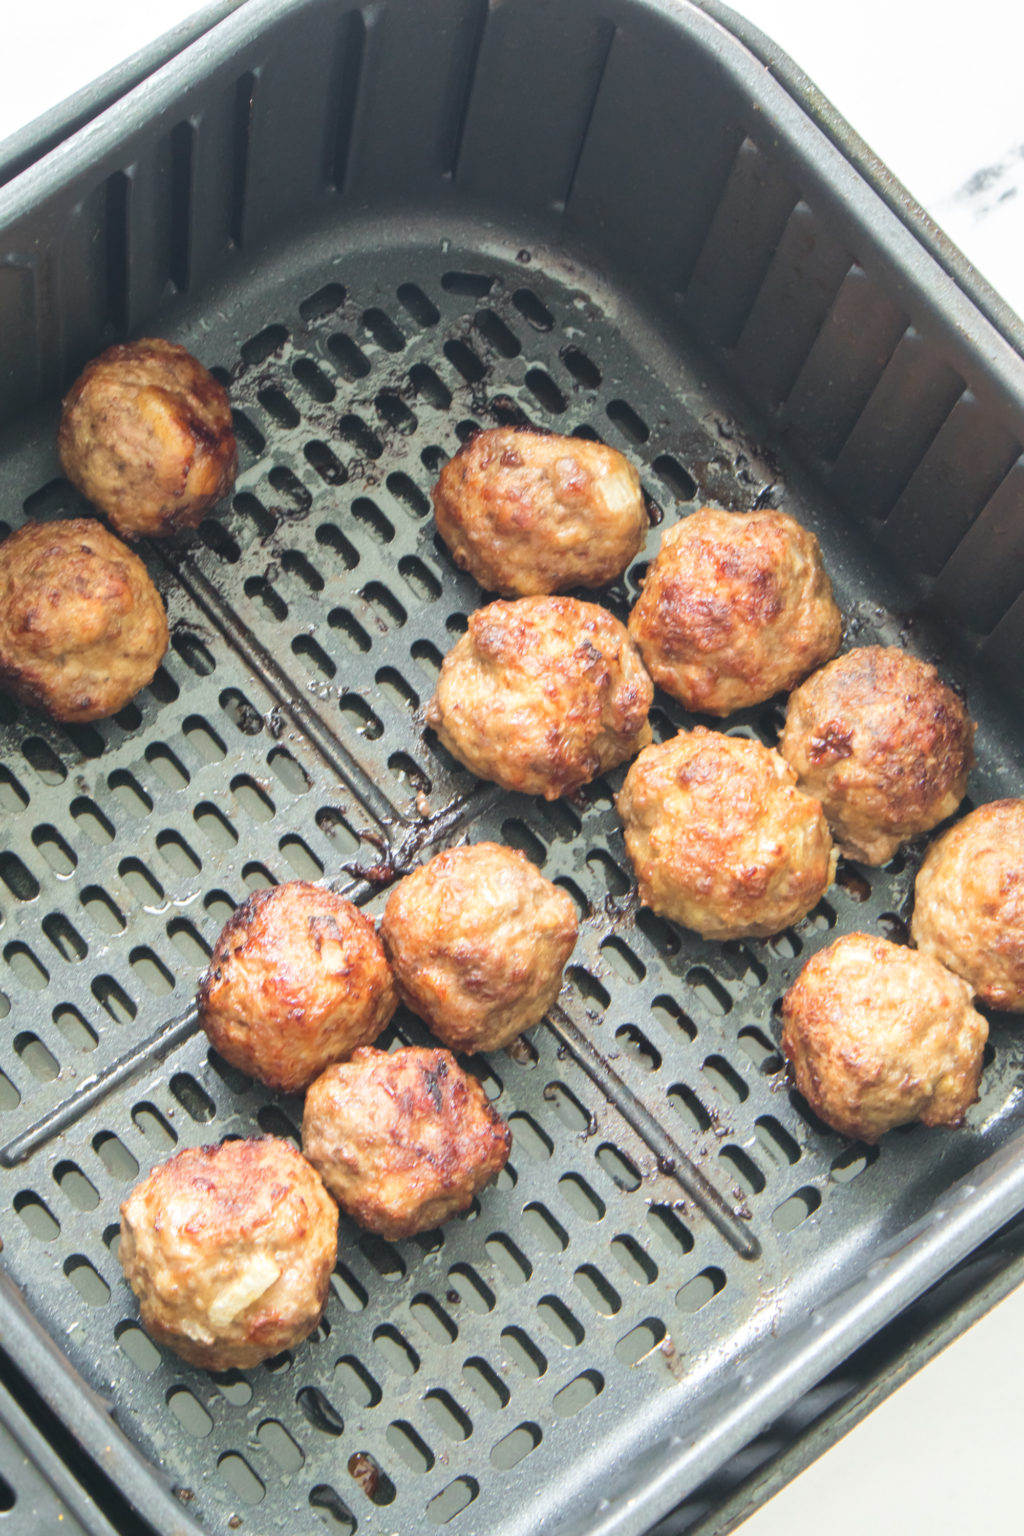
[198, 882, 397, 1093]
[381, 842, 578, 1053]
[779, 646, 975, 866]
[0, 518, 168, 721]
[781, 932, 987, 1143]
[425, 596, 653, 800]
[432, 427, 647, 596]
[912, 799, 1024, 1010]
[58, 338, 237, 538]
[302, 1046, 511, 1238]
[119, 1138, 338, 1371]
[616, 727, 835, 939]
[627, 506, 841, 715]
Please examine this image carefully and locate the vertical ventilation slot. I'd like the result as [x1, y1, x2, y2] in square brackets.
[169, 121, 195, 293]
[327, 9, 367, 192]
[105, 170, 130, 335]
[446, 0, 489, 179]
[559, 21, 617, 212]
[231, 71, 258, 247]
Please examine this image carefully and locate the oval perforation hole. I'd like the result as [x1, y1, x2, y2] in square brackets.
[553, 1369, 604, 1417]
[297, 1386, 344, 1437]
[309, 1484, 356, 1533]
[606, 398, 649, 442]
[522, 1201, 569, 1254]
[615, 1316, 665, 1365]
[462, 1356, 509, 1409]
[305, 439, 347, 484]
[611, 1233, 658, 1285]
[651, 994, 698, 1044]
[524, 368, 567, 414]
[544, 1081, 593, 1135]
[22, 737, 67, 784]
[427, 1476, 479, 1527]
[300, 282, 345, 322]
[703, 1054, 748, 1104]
[408, 364, 452, 410]
[316, 525, 359, 570]
[501, 1326, 547, 1379]
[447, 1262, 495, 1315]
[92, 975, 136, 1023]
[62, 1253, 109, 1302]
[755, 1115, 801, 1168]
[14, 1191, 60, 1241]
[677, 1267, 726, 1313]
[485, 1232, 532, 1285]
[397, 282, 440, 326]
[170, 1072, 216, 1123]
[53, 1005, 97, 1054]
[352, 496, 395, 543]
[258, 1419, 305, 1472]
[334, 1355, 380, 1408]
[384, 1422, 432, 1476]
[443, 338, 486, 383]
[373, 1324, 418, 1377]
[600, 934, 645, 983]
[667, 1082, 711, 1134]
[132, 1102, 177, 1149]
[831, 1144, 880, 1184]
[292, 357, 336, 403]
[513, 289, 554, 329]
[537, 1295, 585, 1348]
[40, 911, 86, 962]
[773, 1186, 823, 1233]
[574, 1264, 621, 1317]
[93, 1132, 138, 1182]
[0, 852, 39, 901]
[218, 1452, 264, 1505]
[474, 309, 521, 357]
[130, 947, 175, 996]
[720, 1144, 765, 1197]
[338, 413, 383, 458]
[54, 1161, 99, 1211]
[559, 1172, 605, 1223]
[561, 345, 602, 388]
[595, 1143, 641, 1192]
[567, 966, 610, 1011]
[167, 1387, 213, 1439]
[328, 331, 371, 381]
[15, 1033, 58, 1082]
[615, 1024, 661, 1073]
[410, 1293, 458, 1345]
[508, 1112, 553, 1162]
[423, 1389, 472, 1442]
[491, 1422, 541, 1470]
[116, 1322, 160, 1374]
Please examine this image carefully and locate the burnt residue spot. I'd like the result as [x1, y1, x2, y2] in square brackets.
[347, 1452, 379, 1500]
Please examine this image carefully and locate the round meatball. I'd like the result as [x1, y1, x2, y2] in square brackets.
[627, 506, 841, 715]
[119, 1138, 338, 1371]
[617, 727, 835, 939]
[58, 338, 237, 538]
[381, 842, 578, 1053]
[0, 518, 168, 721]
[780, 646, 975, 866]
[198, 882, 397, 1093]
[432, 427, 647, 596]
[302, 1046, 511, 1239]
[781, 932, 987, 1143]
[425, 596, 653, 800]
[912, 799, 1024, 1010]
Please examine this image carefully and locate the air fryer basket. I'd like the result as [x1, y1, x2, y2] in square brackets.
[1, 3, 1023, 1535]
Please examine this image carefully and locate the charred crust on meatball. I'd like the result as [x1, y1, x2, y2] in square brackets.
[627, 506, 841, 716]
[197, 881, 397, 1093]
[780, 646, 976, 866]
[302, 1045, 511, 1239]
[431, 426, 647, 597]
[0, 517, 168, 722]
[58, 338, 237, 539]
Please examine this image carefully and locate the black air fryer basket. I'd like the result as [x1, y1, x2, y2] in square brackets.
[1, 3, 1023, 1534]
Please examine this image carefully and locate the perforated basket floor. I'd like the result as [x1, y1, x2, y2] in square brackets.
[1, 233, 1023, 1536]
[2, 0, 1024, 1532]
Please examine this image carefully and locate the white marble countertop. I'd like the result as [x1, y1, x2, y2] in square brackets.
[4, 4, 1023, 1534]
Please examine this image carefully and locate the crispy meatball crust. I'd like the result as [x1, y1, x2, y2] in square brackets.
[198, 882, 397, 1094]
[627, 507, 841, 716]
[381, 842, 579, 1053]
[912, 799, 1024, 1010]
[58, 338, 237, 538]
[425, 596, 653, 800]
[119, 1138, 338, 1371]
[781, 933, 987, 1143]
[0, 518, 168, 721]
[617, 727, 836, 939]
[780, 646, 975, 866]
[432, 427, 647, 596]
[302, 1046, 511, 1238]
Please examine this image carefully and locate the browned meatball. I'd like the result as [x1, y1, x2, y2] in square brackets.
[912, 800, 1024, 1010]
[0, 518, 167, 721]
[198, 882, 397, 1093]
[58, 338, 237, 538]
[432, 427, 647, 596]
[425, 596, 653, 800]
[617, 727, 835, 939]
[781, 932, 987, 1143]
[302, 1046, 511, 1238]
[627, 507, 841, 715]
[119, 1138, 338, 1371]
[780, 646, 975, 866]
[381, 842, 578, 1053]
